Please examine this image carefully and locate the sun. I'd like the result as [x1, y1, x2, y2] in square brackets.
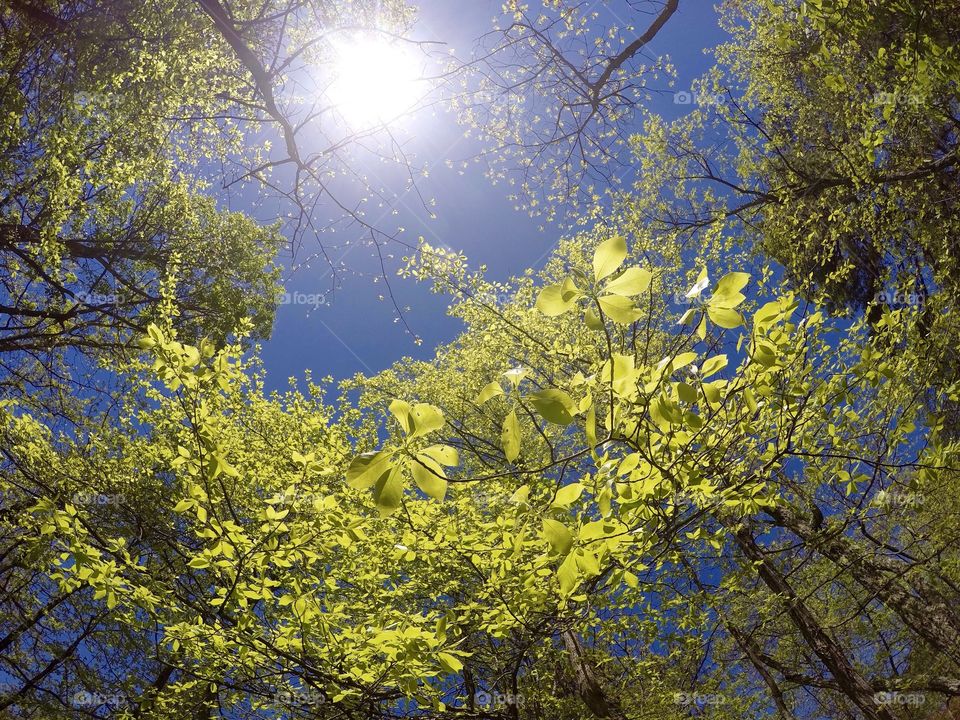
[327, 35, 426, 127]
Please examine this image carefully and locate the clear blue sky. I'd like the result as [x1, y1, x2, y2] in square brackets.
[258, 1, 728, 389]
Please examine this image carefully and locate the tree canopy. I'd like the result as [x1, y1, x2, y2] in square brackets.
[2, 1, 960, 719]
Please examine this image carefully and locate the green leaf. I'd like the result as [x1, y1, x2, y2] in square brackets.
[542, 519, 574, 555]
[649, 394, 679, 427]
[752, 342, 777, 366]
[663, 351, 698, 373]
[503, 366, 528, 387]
[560, 275, 580, 301]
[346, 451, 392, 490]
[437, 652, 463, 674]
[575, 550, 601, 576]
[598, 484, 612, 517]
[411, 457, 448, 501]
[584, 307, 604, 330]
[677, 382, 698, 404]
[509, 485, 530, 504]
[753, 300, 782, 328]
[502, 410, 521, 462]
[700, 354, 728, 378]
[593, 235, 627, 281]
[372, 466, 404, 516]
[388, 399, 413, 434]
[409, 403, 445, 438]
[557, 553, 579, 594]
[711, 290, 746, 309]
[597, 295, 643, 325]
[530, 389, 575, 425]
[603, 267, 652, 296]
[702, 382, 722, 405]
[707, 306, 743, 328]
[536, 283, 577, 316]
[714, 271, 750, 297]
[476, 381, 504, 404]
[710, 272, 749, 309]
[421, 444, 459, 466]
[552, 482, 584, 508]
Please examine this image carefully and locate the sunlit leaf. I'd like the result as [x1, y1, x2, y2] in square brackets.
[502, 410, 521, 462]
[603, 267, 652, 296]
[530, 389, 575, 425]
[593, 235, 627, 281]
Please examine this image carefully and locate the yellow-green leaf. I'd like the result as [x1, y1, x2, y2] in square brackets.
[603, 267, 652, 296]
[552, 482, 584, 508]
[437, 652, 463, 674]
[372, 466, 404, 516]
[409, 403, 445, 437]
[502, 410, 521, 462]
[530, 389, 575, 425]
[543, 518, 574, 555]
[707, 306, 743, 328]
[421, 444, 459, 466]
[476, 381, 504, 404]
[346, 451, 392, 490]
[411, 458, 448, 501]
[597, 295, 643, 325]
[712, 271, 750, 307]
[700, 354, 728, 378]
[536, 283, 577, 316]
[593, 235, 627, 281]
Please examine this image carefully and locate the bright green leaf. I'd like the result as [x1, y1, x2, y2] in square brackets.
[593, 236, 627, 281]
[530, 389, 575, 425]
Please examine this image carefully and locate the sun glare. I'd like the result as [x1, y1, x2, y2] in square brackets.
[327, 36, 426, 127]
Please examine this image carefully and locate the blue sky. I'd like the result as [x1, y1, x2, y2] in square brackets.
[258, 1, 729, 388]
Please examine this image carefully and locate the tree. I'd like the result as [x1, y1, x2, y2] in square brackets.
[3, 227, 958, 718]
[0, 0, 438, 410]
[447, 0, 679, 220]
[3, 2, 960, 718]
[627, 0, 959, 312]
[622, 0, 960, 434]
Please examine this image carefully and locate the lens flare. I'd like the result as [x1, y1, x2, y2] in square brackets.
[327, 36, 425, 127]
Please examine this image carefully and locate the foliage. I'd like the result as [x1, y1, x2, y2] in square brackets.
[3, 2, 960, 720]
[447, 0, 678, 220]
[2, 231, 959, 719]
[0, 0, 430, 410]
